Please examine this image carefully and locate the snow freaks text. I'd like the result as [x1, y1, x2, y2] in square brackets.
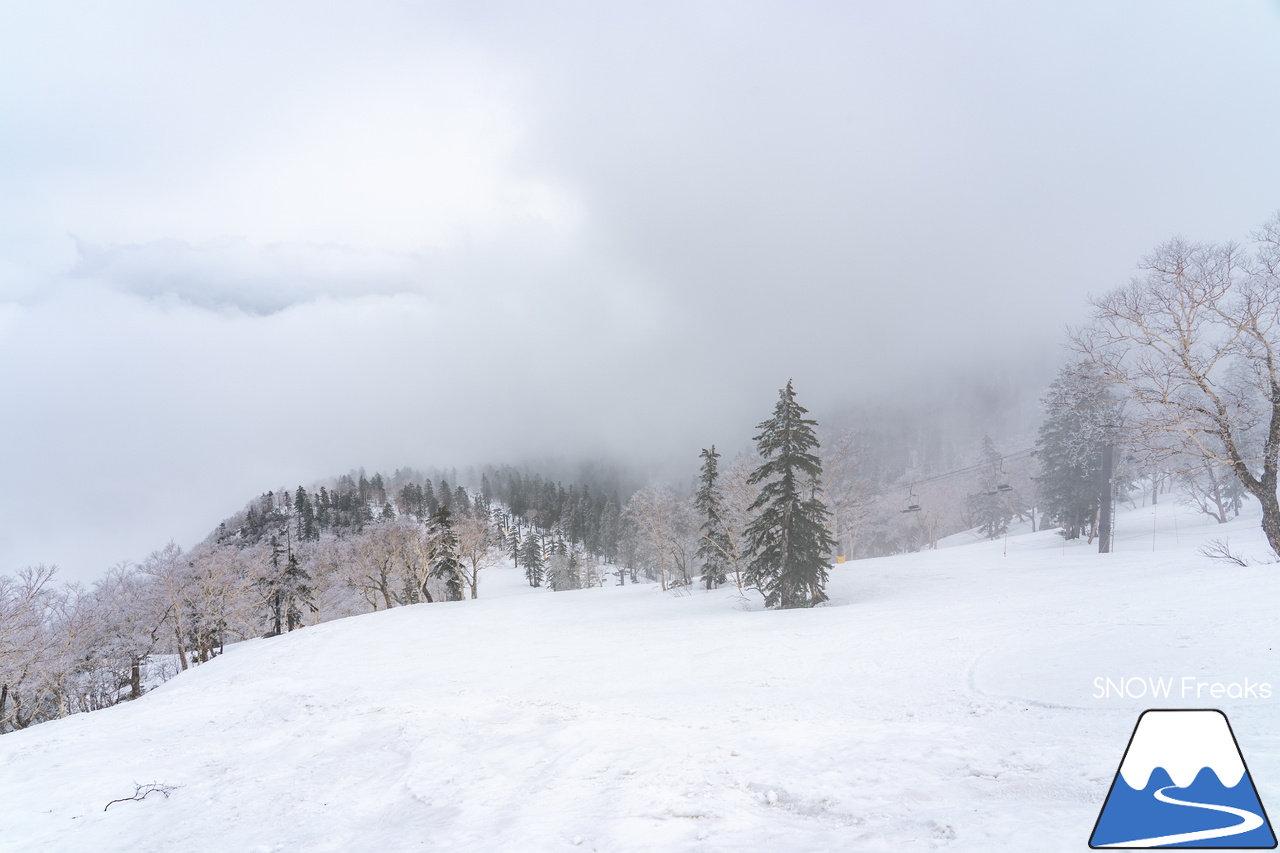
[1092, 677, 1273, 701]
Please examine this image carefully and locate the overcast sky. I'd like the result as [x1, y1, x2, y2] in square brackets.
[3, 1, 1279, 582]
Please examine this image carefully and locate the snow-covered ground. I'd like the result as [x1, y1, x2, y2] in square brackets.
[3, 499, 1278, 852]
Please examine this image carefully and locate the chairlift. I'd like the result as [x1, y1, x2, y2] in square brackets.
[992, 456, 1013, 493]
[900, 484, 922, 514]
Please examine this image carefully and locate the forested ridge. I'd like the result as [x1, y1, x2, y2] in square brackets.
[1, 391, 1047, 734]
[0, 377, 1249, 734]
[7, 210, 1280, 737]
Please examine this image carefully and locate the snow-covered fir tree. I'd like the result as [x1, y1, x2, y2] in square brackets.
[293, 487, 318, 541]
[545, 548, 582, 591]
[257, 533, 316, 635]
[427, 505, 465, 602]
[743, 381, 835, 609]
[520, 534, 544, 587]
[965, 435, 1014, 540]
[1035, 362, 1121, 540]
[694, 446, 730, 589]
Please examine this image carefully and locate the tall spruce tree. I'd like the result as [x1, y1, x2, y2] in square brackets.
[1035, 362, 1122, 540]
[427, 504, 465, 601]
[695, 446, 731, 589]
[966, 435, 1014, 540]
[294, 486, 318, 541]
[282, 547, 317, 631]
[520, 534, 544, 587]
[258, 531, 316, 634]
[743, 381, 835, 609]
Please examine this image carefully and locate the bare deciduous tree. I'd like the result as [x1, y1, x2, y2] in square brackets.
[183, 545, 259, 662]
[623, 484, 695, 591]
[717, 453, 760, 590]
[341, 526, 402, 611]
[139, 542, 193, 671]
[1174, 452, 1241, 525]
[0, 565, 59, 732]
[91, 562, 168, 700]
[821, 429, 875, 559]
[454, 511, 500, 599]
[1073, 213, 1280, 555]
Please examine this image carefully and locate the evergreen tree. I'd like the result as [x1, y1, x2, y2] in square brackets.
[743, 381, 835, 609]
[508, 527, 521, 569]
[695, 446, 731, 589]
[966, 435, 1014, 540]
[282, 548, 316, 631]
[546, 548, 582, 591]
[508, 475, 528, 516]
[396, 483, 422, 519]
[427, 505, 465, 602]
[520, 534, 544, 587]
[598, 500, 621, 563]
[1036, 362, 1121, 540]
[317, 486, 332, 528]
[257, 532, 316, 634]
[258, 535, 286, 635]
[294, 486, 318, 542]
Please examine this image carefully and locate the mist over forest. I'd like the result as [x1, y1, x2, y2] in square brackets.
[8, 10, 1280, 852]
[4, 0, 1280, 763]
[5, 2, 1279, 586]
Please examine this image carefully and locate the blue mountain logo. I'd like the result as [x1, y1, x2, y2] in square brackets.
[1091, 709, 1277, 848]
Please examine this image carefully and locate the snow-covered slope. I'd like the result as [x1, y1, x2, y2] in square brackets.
[3, 501, 1278, 852]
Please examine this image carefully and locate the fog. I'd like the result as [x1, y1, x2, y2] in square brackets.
[3, 1, 1279, 581]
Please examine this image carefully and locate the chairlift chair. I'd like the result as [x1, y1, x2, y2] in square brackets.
[993, 456, 1013, 493]
[900, 484, 922, 514]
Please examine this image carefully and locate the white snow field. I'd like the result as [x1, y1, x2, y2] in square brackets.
[3, 500, 1279, 852]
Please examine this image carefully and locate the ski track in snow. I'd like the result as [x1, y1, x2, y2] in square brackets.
[2, 501, 1278, 851]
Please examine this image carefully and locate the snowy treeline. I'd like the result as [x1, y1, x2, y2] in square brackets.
[0, 468, 593, 727]
[0, 364, 1257, 736]
[8, 210, 1280, 733]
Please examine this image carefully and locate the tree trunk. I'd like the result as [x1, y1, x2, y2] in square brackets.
[130, 657, 142, 700]
[1098, 445, 1114, 554]
[174, 624, 189, 672]
[12, 690, 33, 729]
[1258, 491, 1280, 558]
[379, 570, 394, 610]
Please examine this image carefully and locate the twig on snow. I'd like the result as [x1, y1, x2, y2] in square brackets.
[104, 781, 180, 811]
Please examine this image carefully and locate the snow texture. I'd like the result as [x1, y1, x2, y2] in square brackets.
[2, 498, 1278, 851]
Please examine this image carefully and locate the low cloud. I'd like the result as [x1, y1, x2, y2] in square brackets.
[4, 2, 1279, 582]
[71, 238, 433, 314]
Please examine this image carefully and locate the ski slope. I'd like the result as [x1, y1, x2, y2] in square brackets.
[2, 499, 1278, 852]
